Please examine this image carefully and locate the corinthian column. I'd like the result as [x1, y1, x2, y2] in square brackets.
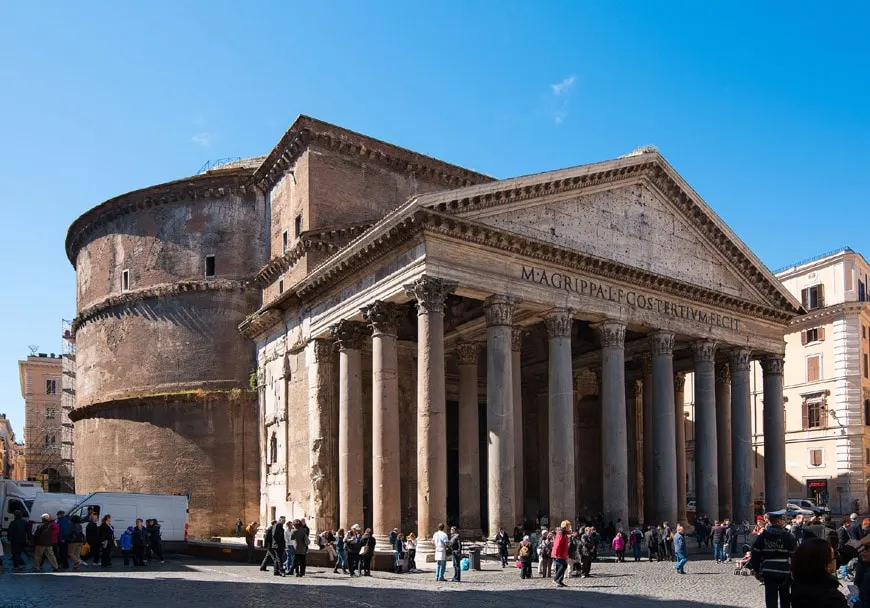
[730, 349, 753, 523]
[716, 362, 733, 519]
[331, 319, 367, 530]
[306, 338, 337, 537]
[512, 327, 525, 525]
[761, 355, 786, 511]
[545, 309, 575, 522]
[456, 342, 482, 537]
[692, 340, 719, 522]
[484, 296, 516, 537]
[650, 331, 677, 525]
[594, 320, 628, 528]
[641, 353, 654, 525]
[403, 276, 456, 553]
[674, 372, 687, 525]
[362, 300, 402, 544]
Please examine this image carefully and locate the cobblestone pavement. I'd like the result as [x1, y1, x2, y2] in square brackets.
[0, 548, 806, 608]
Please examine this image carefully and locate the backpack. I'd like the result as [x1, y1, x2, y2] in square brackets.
[540, 539, 552, 558]
[519, 544, 530, 558]
[67, 525, 85, 543]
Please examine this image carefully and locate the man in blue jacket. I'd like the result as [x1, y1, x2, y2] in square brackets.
[55, 511, 72, 569]
[673, 525, 688, 574]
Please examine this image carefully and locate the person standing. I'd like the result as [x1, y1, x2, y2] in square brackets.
[346, 524, 362, 576]
[645, 526, 660, 562]
[7, 510, 29, 571]
[334, 528, 347, 574]
[849, 514, 862, 541]
[55, 510, 71, 569]
[290, 520, 309, 577]
[131, 519, 147, 566]
[448, 527, 462, 582]
[359, 528, 375, 576]
[146, 519, 164, 563]
[86, 512, 101, 566]
[495, 527, 510, 568]
[552, 521, 570, 588]
[271, 517, 286, 576]
[259, 520, 276, 572]
[406, 532, 418, 573]
[538, 531, 553, 578]
[750, 510, 797, 608]
[283, 519, 295, 575]
[612, 530, 626, 562]
[724, 519, 737, 561]
[67, 514, 85, 570]
[661, 522, 673, 561]
[394, 532, 406, 574]
[120, 526, 133, 566]
[630, 526, 643, 562]
[32, 514, 59, 572]
[244, 521, 259, 564]
[98, 514, 115, 568]
[712, 520, 726, 563]
[433, 523, 449, 582]
[673, 525, 688, 574]
[235, 518, 243, 537]
[579, 528, 595, 578]
[519, 535, 533, 579]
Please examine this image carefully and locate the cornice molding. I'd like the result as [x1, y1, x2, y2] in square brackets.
[69, 387, 255, 422]
[72, 278, 252, 334]
[788, 301, 870, 328]
[65, 168, 257, 266]
[253, 116, 494, 192]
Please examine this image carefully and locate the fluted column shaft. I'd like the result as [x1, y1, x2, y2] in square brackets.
[306, 338, 337, 537]
[404, 276, 456, 552]
[457, 342, 482, 537]
[546, 309, 575, 522]
[512, 328, 524, 526]
[536, 375, 550, 517]
[332, 320, 367, 529]
[362, 301, 402, 544]
[650, 331, 677, 525]
[762, 355, 786, 511]
[641, 354, 654, 525]
[693, 340, 719, 522]
[674, 372, 687, 524]
[484, 296, 516, 537]
[716, 362, 733, 519]
[730, 349, 753, 523]
[595, 320, 628, 527]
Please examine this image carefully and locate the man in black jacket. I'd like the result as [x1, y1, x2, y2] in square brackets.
[271, 517, 286, 576]
[85, 512, 101, 566]
[7, 510, 29, 570]
[259, 520, 277, 572]
[131, 519, 147, 566]
[750, 510, 796, 608]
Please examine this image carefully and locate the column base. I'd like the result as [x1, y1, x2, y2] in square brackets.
[460, 528, 485, 542]
[415, 538, 435, 562]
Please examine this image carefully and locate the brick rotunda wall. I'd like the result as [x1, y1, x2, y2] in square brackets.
[67, 166, 265, 537]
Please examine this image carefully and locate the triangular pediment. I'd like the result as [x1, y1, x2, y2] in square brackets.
[414, 153, 801, 315]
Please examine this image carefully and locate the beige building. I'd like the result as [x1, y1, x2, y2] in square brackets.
[19, 353, 74, 491]
[685, 247, 870, 516]
[0, 414, 15, 478]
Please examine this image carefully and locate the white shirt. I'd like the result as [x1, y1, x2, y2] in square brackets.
[433, 530, 449, 561]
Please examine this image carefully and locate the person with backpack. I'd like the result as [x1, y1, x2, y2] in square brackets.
[55, 510, 71, 569]
[645, 526, 660, 562]
[518, 535, 533, 579]
[448, 526, 462, 582]
[630, 526, 644, 562]
[538, 530, 553, 578]
[67, 514, 86, 570]
[32, 514, 59, 572]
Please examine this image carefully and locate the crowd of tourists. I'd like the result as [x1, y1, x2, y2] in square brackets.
[3, 509, 165, 572]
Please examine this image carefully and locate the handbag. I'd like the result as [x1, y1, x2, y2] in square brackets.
[81, 542, 91, 557]
[360, 544, 369, 556]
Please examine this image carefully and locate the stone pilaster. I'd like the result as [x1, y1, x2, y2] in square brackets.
[674, 371, 687, 525]
[362, 301, 403, 544]
[403, 276, 455, 553]
[306, 338, 337, 537]
[650, 331, 677, 525]
[544, 308, 575, 523]
[761, 355, 786, 511]
[641, 352, 653, 525]
[593, 320, 628, 528]
[456, 342, 482, 538]
[484, 295, 516, 537]
[730, 349, 753, 523]
[692, 340, 719, 522]
[715, 361, 733, 519]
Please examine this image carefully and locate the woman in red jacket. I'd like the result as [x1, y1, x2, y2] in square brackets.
[552, 521, 571, 587]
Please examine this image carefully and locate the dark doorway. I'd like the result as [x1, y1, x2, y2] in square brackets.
[446, 400, 459, 527]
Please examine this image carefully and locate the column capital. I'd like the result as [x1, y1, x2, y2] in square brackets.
[483, 295, 515, 327]
[543, 308, 573, 339]
[455, 342, 481, 366]
[716, 361, 731, 385]
[760, 355, 785, 376]
[308, 338, 335, 363]
[403, 275, 457, 315]
[361, 300, 403, 337]
[691, 339, 718, 363]
[730, 348, 753, 372]
[674, 371, 686, 392]
[592, 320, 626, 348]
[511, 326, 526, 352]
[648, 331, 675, 356]
[330, 319, 368, 351]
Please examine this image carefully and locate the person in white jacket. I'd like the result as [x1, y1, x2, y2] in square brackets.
[433, 523, 449, 582]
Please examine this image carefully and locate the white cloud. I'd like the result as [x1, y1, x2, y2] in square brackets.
[551, 75, 576, 96]
[191, 132, 213, 147]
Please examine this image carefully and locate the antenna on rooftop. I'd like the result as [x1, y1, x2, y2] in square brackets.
[28, 344, 39, 356]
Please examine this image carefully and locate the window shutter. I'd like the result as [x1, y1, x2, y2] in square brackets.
[820, 401, 828, 428]
[807, 356, 820, 382]
[802, 400, 809, 430]
[801, 330, 808, 345]
[801, 288, 809, 308]
[818, 327, 826, 341]
[818, 283, 825, 306]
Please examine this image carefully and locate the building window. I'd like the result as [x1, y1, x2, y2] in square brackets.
[205, 255, 215, 279]
[294, 214, 302, 237]
[865, 399, 870, 426]
[802, 398, 827, 429]
[269, 432, 278, 464]
[865, 353, 869, 379]
[860, 280, 867, 302]
[801, 284, 825, 310]
[45, 408, 56, 420]
[802, 327, 825, 345]
[43, 435, 56, 447]
[866, 448, 870, 465]
[806, 355, 822, 382]
[278, 279, 284, 295]
[809, 448, 823, 467]
[122, 269, 130, 292]
[864, 325, 867, 340]
[282, 230, 289, 253]
[45, 379, 56, 395]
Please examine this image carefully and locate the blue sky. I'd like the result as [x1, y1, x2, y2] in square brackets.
[0, 1, 867, 437]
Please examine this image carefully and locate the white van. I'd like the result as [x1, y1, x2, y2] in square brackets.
[67, 492, 189, 543]
[28, 493, 87, 526]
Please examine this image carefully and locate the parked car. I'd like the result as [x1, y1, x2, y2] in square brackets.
[786, 503, 815, 517]
[787, 498, 830, 516]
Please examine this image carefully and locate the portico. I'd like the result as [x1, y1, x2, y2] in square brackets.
[244, 149, 802, 551]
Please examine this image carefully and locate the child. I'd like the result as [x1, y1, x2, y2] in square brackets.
[120, 526, 133, 566]
[612, 531, 626, 562]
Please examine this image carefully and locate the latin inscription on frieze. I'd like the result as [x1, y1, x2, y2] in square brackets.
[521, 265, 739, 331]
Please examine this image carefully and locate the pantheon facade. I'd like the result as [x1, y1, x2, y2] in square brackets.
[242, 117, 802, 549]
